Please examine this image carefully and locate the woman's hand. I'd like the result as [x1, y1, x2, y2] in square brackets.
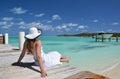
[41, 70, 47, 77]
[12, 62, 20, 66]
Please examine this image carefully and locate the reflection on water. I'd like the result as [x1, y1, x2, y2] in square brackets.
[69, 45, 106, 52]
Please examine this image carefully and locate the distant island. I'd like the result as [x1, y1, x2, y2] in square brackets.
[58, 33, 120, 37]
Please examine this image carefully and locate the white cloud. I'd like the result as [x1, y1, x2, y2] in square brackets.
[52, 14, 61, 20]
[56, 24, 67, 30]
[18, 21, 26, 29]
[41, 25, 53, 31]
[76, 25, 88, 32]
[28, 22, 43, 28]
[18, 21, 25, 25]
[2, 17, 13, 21]
[67, 23, 78, 27]
[46, 20, 52, 23]
[0, 21, 7, 25]
[56, 23, 78, 30]
[35, 13, 45, 17]
[18, 21, 27, 29]
[61, 25, 67, 28]
[56, 26, 62, 30]
[0, 21, 14, 29]
[28, 22, 53, 31]
[92, 19, 98, 22]
[55, 23, 79, 32]
[18, 22, 43, 29]
[112, 22, 119, 25]
[10, 7, 27, 14]
[18, 21, 53, 31]
[78, 25, 85, 29]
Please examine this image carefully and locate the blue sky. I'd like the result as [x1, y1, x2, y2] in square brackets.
[0, 0, 120, 36]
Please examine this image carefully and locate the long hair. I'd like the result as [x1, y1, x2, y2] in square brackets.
[26, 39, 36, 54]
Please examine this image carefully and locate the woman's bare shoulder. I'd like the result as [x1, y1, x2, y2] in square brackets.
[36, 40, 42, 45]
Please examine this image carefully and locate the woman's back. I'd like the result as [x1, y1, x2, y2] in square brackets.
[33, 40, 62, 67]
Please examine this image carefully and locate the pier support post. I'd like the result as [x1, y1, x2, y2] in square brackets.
[102, 34, 104, 42]
[108, 38, 111, 42]
[19, 32, 25, 50]
[4, 33, 8, 44]
[116, 36, 118, 42]
[95, 35, 97, 42]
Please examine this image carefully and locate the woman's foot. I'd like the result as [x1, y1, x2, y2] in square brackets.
[60, 57, 70, 63]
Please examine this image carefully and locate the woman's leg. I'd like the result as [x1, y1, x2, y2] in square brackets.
[60, 56, 69, 62]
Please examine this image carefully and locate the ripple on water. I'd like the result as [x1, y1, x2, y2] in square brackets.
[44, 43, 63, 45]
[69, 45, 107, 52]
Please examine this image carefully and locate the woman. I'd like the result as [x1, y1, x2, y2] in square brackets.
[14, 27, 69, 77]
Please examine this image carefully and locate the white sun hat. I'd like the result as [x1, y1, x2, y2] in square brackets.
[25, 27, 41, 39]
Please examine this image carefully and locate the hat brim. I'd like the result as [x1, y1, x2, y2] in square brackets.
[25, 33, 41, 39]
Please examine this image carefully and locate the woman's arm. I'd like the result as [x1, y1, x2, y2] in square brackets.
[36, 40, 47, 77]
[17, 41, 27, 63]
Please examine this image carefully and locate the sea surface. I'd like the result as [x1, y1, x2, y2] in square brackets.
[9, 36, 120, 73]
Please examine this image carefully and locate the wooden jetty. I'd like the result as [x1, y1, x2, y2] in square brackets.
[0, 44, 110, 79]
[0, 49, 80, 79]
[94, 33, 119, 42]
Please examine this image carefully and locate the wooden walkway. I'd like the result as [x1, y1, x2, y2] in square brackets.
[0, 44, 20, 53]
[0, 44, 110, 79]
[0, 44, 81, 79]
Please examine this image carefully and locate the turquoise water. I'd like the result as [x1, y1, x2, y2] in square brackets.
[9, 36, 120, 73]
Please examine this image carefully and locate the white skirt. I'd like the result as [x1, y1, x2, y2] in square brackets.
[34, 51, 62, 67]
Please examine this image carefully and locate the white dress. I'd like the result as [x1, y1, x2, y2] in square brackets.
[33, 47, 62, 67]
